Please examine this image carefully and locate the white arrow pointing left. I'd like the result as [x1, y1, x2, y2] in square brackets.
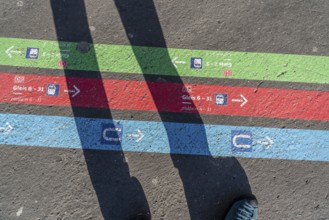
[0, 122, 13, 133]
[171, 57, 186, 68]
[6, 46, 23, 58]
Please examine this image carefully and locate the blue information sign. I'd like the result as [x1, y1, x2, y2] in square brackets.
[101, 123, 123, 145]
[231, 130, 252, 152]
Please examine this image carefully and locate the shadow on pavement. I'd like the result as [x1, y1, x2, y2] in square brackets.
[114, 1, 252, 219]
[51, 0, 251, 219]
[50, 1, 150, 219]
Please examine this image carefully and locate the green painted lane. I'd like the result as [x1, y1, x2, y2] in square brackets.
[0, 37, 328, 84]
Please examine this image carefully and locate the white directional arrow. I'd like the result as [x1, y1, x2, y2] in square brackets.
[64, 85, 80, 98]
[6, 46, 23, 58]
[0, 122, 13, 133]
[127, 129, 144, 142]
[232, 94, 248, 107]
[256, 136, 274, 149]
[171, 57, 186, 68]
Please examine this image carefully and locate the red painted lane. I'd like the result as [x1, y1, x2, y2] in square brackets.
[1, 72, 328, 121]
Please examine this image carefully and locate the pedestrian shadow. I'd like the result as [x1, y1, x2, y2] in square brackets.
[114, 0, 252, 219]
[50, 0, 252, 219]
[50, 0, 150, 219]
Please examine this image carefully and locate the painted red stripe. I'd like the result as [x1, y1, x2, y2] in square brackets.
[1, 73, 328, 121]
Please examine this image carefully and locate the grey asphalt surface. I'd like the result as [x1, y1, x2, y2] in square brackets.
[1, 0, 329, 219]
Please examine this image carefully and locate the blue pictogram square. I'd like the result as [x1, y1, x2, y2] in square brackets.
[231, 130, 252, 152]
[190, 58, 202, 69]
[26, 47, 39, 59]
[215, 93, 228, 106]
[46, 84, 60, 96]
[101, 123, 123, 145]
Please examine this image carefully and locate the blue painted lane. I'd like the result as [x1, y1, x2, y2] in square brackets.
[0, 113, 329, 162]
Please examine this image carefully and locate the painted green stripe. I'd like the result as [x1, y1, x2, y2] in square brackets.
[0, 37, 327, 84]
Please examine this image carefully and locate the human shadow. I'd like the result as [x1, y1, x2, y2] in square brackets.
[50, 0, 252, 219]
[114, 0, 252, 219]
[50, 0, 150, 219]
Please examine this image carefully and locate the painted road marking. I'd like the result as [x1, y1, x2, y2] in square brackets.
[101, 123, 123, 145]
[171, 57, 186, 68]
[256, 136, 274, 150]
[25, 47, 39, 59]
[1, 37, 329, 84]
[231, 131, 253, 152]
[64, 85, 80, 98]
[231, 94, 248, 107]
[127, 129, 145, 142]
[1, 113, 329, 162]
[1, 73, 328, 121]
[5, 46, 23, 58]
[0, 122, 13, 133]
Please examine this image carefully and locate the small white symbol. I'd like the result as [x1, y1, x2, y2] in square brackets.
[182, 86, 192, 93]
[171, 57, 186, 68]
[215, 94, 225, 105]
[127, 129, 144, 142]
[192, 58, 202, 68]
[256, 137, 274, 149]
[0, 122, 13, 133]
[28, 48, 39, 58]
[232, 94, 248, 107]
[6, 46, 22, 58]
[43, 51, 69, 58]
[64, 85, 80, 98]
[102, 129, 114, 141]
[14, 75, 25, 83]
[214, 94, 228, 106]
[233, 134, 252, 149]
[47, 85, 57, 96]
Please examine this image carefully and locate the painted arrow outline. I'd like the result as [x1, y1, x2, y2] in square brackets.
[0, 122, 13, 133]
[171, 57, 186, 68]
[5, 46, 23, 58]
[0, 72, 329, 121]
[64, 85, 80, 98]
[232, 94, 248, 107]
[127, 129, 144, 142]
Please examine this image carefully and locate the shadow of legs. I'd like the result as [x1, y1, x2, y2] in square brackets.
[114, 0, 251, 219]
[50, 0, 150, 218]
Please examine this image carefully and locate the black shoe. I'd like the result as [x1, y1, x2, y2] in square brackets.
[224, 195, 258, 220]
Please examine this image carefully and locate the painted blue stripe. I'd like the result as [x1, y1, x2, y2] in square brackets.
[0, 113, 328, 162]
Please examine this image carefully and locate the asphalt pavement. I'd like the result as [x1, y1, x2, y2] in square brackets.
[1, 0, 329, 219]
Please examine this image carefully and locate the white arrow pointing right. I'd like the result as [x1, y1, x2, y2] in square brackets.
[127, 129, 144, 142]
[72, 85, 80, 98]
[0, 122, 13, 133]
[256, 136, 274, 149]
[64, 85, 80, 98]
[232, 94, 248, 107]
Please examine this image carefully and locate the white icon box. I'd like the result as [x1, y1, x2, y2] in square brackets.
[46, 84, 60, 96]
